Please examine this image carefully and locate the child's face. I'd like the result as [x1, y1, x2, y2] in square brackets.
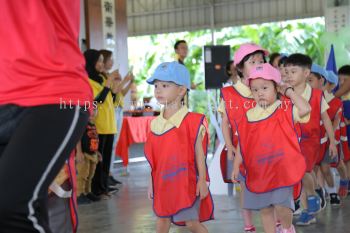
[250, 78, 277, 108]
[324, 82, 336, 92]
[279, 65, 287, 82]
[242, 53, 265, 78]
[154, 80, 186, 106]
[95, 54, 104, 72]
[285, 65, 310, 87]
[339, 74, 349, 86]
[307, 73, 324, 90]
[272, 56, 281, 68]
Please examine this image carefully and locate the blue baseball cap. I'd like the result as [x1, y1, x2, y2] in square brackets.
[325, 70, 339, 85]
[147, 61, 191, 89]
[311, 63, 327, 79]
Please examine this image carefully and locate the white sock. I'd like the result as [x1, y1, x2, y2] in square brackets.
[325, 184, 337, 194]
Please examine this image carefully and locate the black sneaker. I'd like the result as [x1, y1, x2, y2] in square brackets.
[107, 187, 119, 195]
[86, 192, 101, 202]
[77, 194, 92, 205]
[330, 193, 341, 206]
[315, 188, 326, 210]
[109, 175, 122, 185]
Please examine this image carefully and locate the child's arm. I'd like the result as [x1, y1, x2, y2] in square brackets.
[76, 140, 84, 163]
[232, 144, 242, 182]
[335, 78, 350, 98]
[333, 109, 342, 132]
[221, 112, 236, 160]
[147, 174, 153, 200]
[322, 111, 338, 158]
[283, 86, 311, 117]
[195, 126, 209, 200]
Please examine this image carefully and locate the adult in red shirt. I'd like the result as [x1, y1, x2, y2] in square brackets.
[0, 1, 92, 232]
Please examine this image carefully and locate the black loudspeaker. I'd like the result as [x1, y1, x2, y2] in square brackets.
[204, 45, 231, 89]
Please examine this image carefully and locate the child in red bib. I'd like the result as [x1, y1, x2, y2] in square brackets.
[219, 43, 269, 233]
[145, 62, 214, 233]
[232, 63, 309, 233]
[285, 54, 337, 225]
[308, 66, 349, 205]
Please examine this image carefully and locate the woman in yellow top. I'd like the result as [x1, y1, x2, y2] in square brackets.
[100, 50, 134, 179]
[84, 49, 119, 197]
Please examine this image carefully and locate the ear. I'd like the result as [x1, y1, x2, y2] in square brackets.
[178, 86, 187, 97]
[303, 68, 311, 78]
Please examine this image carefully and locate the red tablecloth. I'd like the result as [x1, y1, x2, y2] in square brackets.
[115, 116, 155, 166]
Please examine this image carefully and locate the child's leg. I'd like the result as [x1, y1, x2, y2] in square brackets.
[337, 160, 348, 180]
[337, 160, 349, 197]
[240, 183, 254, 228]
[320, 164, 334, 188]
[259, 206, 275, 233]
[301, 173, 313, 210]
[316, 166, 325, 189]
[274, 205, 293, 229]
[185, 220, 208, 233]
[156, 217, 171, 233]
[76, 157, 89, 196]
[87, 158, 98, 194]
[346, 161, 350, 179]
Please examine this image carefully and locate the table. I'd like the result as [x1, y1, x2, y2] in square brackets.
[115, 116, 155, 166]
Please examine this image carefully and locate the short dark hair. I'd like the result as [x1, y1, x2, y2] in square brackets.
[278, 56, 288, 67]
[226, 60, 234, 77]
[338, 65, 350, 76]
[174, 40, 187, 50]
[310, 72, 323, 80]
[236, 50, 267, 78]
[269, 53, 280, 65]
[285, 53, 312, 69]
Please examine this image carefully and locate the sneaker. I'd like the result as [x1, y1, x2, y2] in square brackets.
[315, 188, 327, 210]
[86, 192, 101, 202]
[330, 193, 341, 206]
[296, 211, 316, 226]
[339, 179, 349, 198]
[280, 225, 296, 233]
[107, 187, 119, 195]
[276, 224, 283, 233]
[307, 195, 321, 214]
[77, 194, 92, 205]
[293, 200, 302, 216]
[244, 225, 256, 233]
[109, 175, 122, 185]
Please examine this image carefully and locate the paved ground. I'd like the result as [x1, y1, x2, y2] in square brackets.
[78, 160, 350, 233]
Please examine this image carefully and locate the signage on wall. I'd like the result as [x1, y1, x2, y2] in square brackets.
[101, 0, 116, 51]
[325, 0, 350, 32]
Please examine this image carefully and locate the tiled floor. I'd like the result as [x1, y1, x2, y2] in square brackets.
[78, 162, 350, 233]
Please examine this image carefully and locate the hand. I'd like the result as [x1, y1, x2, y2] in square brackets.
[110, 69, 121, 79]
[231, 166, 239, 183]
[148, 180, 153, 200]
[227, 145, 235, 161]
[329, 142, 338, 159]
[124, 73, 132, 81]
[76, 151, 85, 164]
[105, 74, 114, 88]
[97, 151, 103, 162]
[196, 179, 209, 200]
[278, 83, 293, 96]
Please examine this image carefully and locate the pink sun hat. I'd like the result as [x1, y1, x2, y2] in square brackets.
[233, 43, 269, 66]
[246, 63, 281, 85]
